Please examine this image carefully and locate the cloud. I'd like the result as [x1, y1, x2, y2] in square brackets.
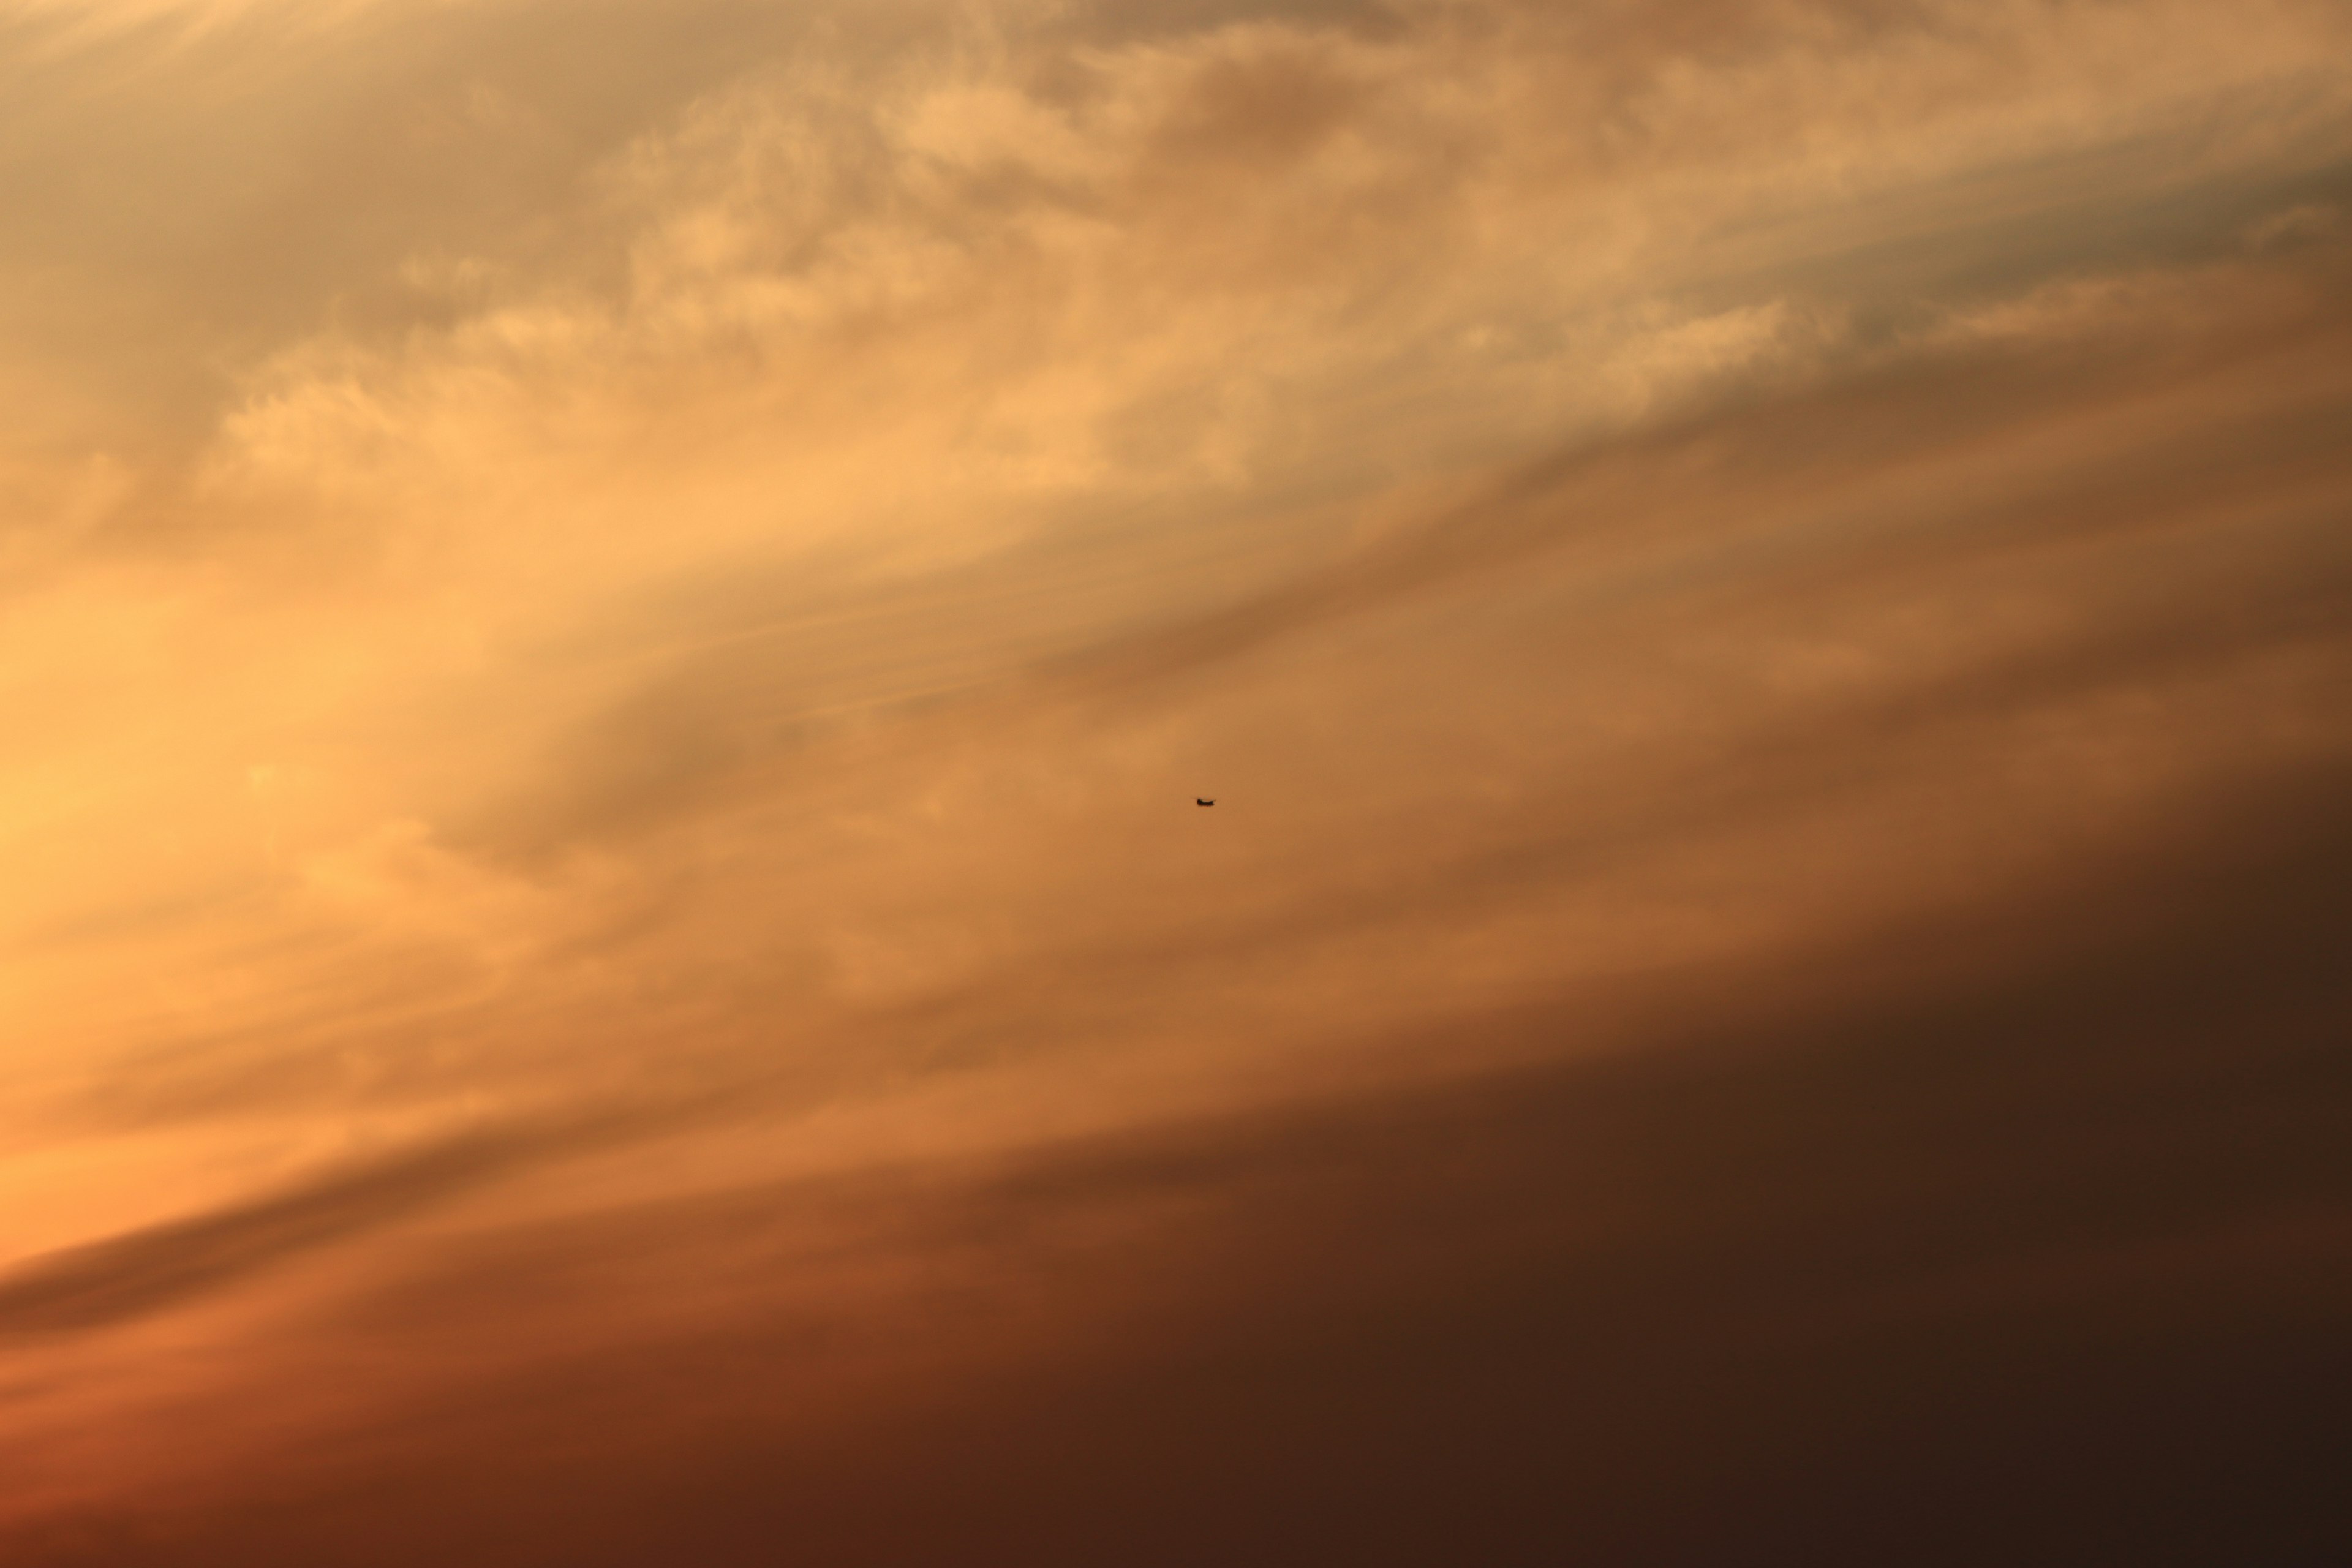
[0, 1129, 530, 1336]
[1, 0, 2349, 1558]
[5, 760, 2346, 1561]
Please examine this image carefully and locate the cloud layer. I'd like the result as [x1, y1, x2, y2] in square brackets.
[1, 0, 2348, 1559]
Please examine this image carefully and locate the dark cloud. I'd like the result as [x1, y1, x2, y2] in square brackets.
[7, 763, 2344, 1565]
[0, 1117, 598, 1336]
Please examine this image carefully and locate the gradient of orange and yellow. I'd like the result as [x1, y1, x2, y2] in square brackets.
[2, 2, 2350, 1562]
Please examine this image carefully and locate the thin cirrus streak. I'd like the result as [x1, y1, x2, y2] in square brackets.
[1, 0, 2349, 1562]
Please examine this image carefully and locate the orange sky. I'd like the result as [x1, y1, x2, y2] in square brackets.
[2, 2, 2349, 1561]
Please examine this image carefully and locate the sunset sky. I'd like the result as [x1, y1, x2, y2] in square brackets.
[1, 1, 2348, 1561]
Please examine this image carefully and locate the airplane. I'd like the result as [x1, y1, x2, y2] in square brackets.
[1196, 798, 1215, 807]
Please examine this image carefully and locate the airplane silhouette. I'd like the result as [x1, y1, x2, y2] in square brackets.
[1196, 798, 1215, 807]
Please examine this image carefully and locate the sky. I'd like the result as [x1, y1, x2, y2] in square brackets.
[0, 0, 2348, 1561]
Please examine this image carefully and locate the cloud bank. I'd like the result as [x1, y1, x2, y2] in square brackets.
[1, 0, 2347, 1560]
